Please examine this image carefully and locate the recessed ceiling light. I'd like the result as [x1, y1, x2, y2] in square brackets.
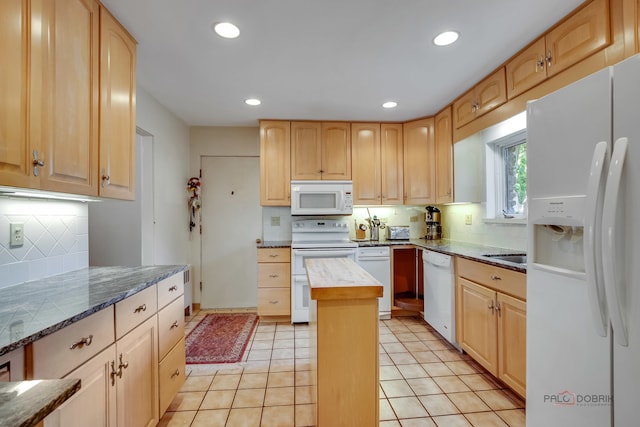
[213, 22, 240, 39]
[433, 31, 459, 46]
[245, 98, 261, 106]
[382, 101, 398, 109]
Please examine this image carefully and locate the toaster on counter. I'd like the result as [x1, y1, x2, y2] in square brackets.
[387, 226, 410, 240]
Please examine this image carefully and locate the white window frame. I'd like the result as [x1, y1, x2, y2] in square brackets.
[485, 129, 527, 221]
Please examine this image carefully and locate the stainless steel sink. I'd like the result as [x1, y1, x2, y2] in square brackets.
[483, 254, 527, 264]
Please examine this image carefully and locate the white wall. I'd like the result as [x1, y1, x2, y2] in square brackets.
[134, 86, 191, 265]
[0, 198, 88, 289]
[189, 126, 260, 304]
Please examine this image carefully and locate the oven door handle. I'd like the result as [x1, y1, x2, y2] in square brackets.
[293, 249, 356, 257]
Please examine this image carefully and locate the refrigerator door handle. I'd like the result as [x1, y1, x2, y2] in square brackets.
[602, 137, 629, 346]
[584, 141, 609, 337]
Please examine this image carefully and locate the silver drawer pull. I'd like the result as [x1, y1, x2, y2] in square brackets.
[269, 300, 279, 304]
[69, 335, 93, 350]
[170, 321, 179, 329]
[168, 285, 178, 292]
[171, 369, 180, 378]
[134, 304, 147, 313]
[490, 275, 502, 281]
[269, 274, 279, 278]
[269, 254, 279, 258]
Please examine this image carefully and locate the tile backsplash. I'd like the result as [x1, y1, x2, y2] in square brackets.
[0, 198, 88, 289]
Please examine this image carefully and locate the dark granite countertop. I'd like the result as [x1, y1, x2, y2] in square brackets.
[356, 239, 527, 273]
[257, 238, 526, 273]
[0, 265, 188, 357]
[0, 379, 80, 427]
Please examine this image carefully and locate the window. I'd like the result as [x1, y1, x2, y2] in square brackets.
[485, 126, 527, 220]
[503, 140, 527, 216]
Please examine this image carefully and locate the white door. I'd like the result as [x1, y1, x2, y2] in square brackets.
[201, 157, 261, 309]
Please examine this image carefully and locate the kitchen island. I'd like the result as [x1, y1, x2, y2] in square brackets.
[305, 258, 383, 427]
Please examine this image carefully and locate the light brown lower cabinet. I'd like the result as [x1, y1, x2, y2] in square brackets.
[44, 344, 117, 427]
[456, 258, 526, 397]
[37, 271, 186, 427]
[257, 248, 291, 317]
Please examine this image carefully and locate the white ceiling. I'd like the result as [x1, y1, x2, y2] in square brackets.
[101, 0, 585, 127]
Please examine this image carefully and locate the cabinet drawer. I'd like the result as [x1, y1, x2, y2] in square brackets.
[258, 263, 290, 288]
[159, 337, 186, 416]
[456, 257, 526, 300]
[258, 248, 290, 263]
[115, 285, 157, 339]
[157, 272, 184, 309]
[33, 306, 115, 379]
[158, 296, 185, 360]
[257, 288, 290, 316]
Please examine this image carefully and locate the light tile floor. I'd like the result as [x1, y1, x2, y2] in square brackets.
[159, 311, 525, 427]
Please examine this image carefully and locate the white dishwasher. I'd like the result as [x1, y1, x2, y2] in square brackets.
[423, 250, 458, 347]
[356, 246, 391, 319]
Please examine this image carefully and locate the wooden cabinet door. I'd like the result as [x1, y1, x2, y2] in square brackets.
[321, 122, 351, 180]
[44, 345, 117, 427]
[403, 118, 435, 205]
[506, 37, 547, 98]
[0, 0, 35, 189]
[291, 122, 322, 180]
[452, 90, 476, 129]
[260, 120, 291, 206]
[380, 124, 403, 205]
[99, 7, 137, 200]
[457, 278, 498, 375]
[497, 293, 527, 397]
[545, 0, 610, 77]
[31, 0, 100, 196]
[351, 123, 381, 205]
[116, 315, 159, 427]
[475, 68, 507, 117]
[434, 108, 452, 204]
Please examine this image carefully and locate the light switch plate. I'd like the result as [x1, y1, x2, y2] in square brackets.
[10, 223, 24, 247]
[270, 216, 280, 226]
[465, 214, 472, 225]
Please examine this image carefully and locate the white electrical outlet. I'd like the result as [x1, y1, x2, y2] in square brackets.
[464, 214, 472, 225]
[10, 223, 24, 247]
[270, 216, 280, 226]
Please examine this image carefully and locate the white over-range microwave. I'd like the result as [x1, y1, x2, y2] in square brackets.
[290, 180, 353, 215]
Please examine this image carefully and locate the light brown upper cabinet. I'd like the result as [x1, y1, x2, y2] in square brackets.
[434, 107, 453, 204]
[0, 0, 35, 189]
[0, 0, 137, 200]
[351, 123, 381, 205]
[291, 122, 351, 180]
[453, 68, 507, 129]
[260, 120, 291, 206]
[506, 0, 610, 98]
[0, 0, 100, 195]
[291, 122, 322, 180]
[380, 124, 404, 205]
[403, 118, 435, 205]
[99, 7, 137, 200]
[352, 123, 404, 205]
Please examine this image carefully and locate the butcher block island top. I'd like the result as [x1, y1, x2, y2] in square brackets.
[305, 258, 382, 427]
[305, 258, 383, 300]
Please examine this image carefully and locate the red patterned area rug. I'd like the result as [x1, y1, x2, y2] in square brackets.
[186, 313, 259, 364]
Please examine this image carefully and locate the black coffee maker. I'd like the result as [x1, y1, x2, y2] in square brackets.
[425, 206, 442, 240]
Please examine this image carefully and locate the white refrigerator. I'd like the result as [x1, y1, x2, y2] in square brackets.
[526, 54, 640, 426]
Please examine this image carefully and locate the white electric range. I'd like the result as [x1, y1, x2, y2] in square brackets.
[290, 218, 357, 323]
